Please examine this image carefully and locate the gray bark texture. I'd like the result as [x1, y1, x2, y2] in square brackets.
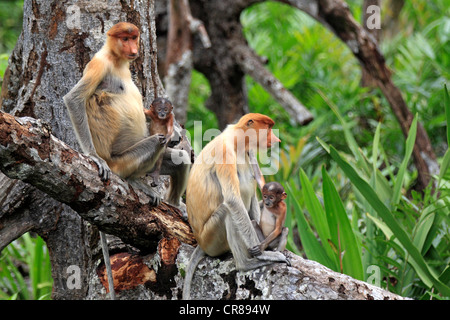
[90, 244, 409, 300]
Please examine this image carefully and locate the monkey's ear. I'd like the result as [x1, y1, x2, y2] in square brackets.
[281, 192, 287, 200]
[246, 119, 254, 127]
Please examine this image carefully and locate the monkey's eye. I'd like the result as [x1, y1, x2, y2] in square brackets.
[132, 36, 138, 40]
[122, 37, 129, 42]
[263, 195, 267, 199]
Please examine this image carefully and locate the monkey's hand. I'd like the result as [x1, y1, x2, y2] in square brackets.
[90, 154, 111, 182]
[248, 245, 263, 257]
[147, 190, 161, 207]
[156, 133, 167, 145]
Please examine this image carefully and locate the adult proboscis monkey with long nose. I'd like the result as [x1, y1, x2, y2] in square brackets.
[182, 113, 289, 299]
[64, 22, 191, 299]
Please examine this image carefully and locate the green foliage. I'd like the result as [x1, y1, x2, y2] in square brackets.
[281, 87, 450, 298]
[0, 0, 23, 91]
[237, 2, 449, 298]
[0, 233, 53, 300]
[0, 0, 23, 54]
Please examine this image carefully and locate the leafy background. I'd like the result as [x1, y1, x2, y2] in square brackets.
[1, 0, 449, 299]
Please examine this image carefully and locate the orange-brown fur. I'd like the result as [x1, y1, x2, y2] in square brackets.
[183, 113, 288, 299]
[144, 99, 174, 139]
[186, 113, 280, 257]
[77, 22, 148, 178]
[63, 22, 146, 301]
[257, 182, 287, 252]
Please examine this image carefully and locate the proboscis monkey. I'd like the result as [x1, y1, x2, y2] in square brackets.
[63, 22, 191, 299]
[63, 22, 190, 207]
[144, 97, 174, 187]
[250, 182, 289, 253]
[182, 113, 289, 299]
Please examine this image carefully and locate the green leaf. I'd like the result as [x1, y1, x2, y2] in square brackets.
[299, 168, 338, 269]
[445, 84, 450, 146]
[440, 85, 450, 183]
[318, 89, 370, 174]
[413, 206, 436, 254]
[316, 136, 330, 153]
[439, 149, 450, 184]
[329, 145, 450, 296]
[392, 114, 418, 208]
[285, 184, 334, 268]
[322, 167, 364, 280]
[372, 122, 381, 174]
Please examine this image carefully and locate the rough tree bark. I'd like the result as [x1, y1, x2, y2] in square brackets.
[361, 0, 380, 88]
[0, 111, 407, 300]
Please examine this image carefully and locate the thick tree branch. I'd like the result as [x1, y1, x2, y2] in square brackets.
[88, 243, 409, 300]
[0, 111, 195, 251]
[233, 43, 313, 125]
[165, 0, 211, 125]
[280, 0, 437, 190]
[1, 111, 410, 301]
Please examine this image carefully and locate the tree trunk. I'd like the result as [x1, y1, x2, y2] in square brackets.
[361, 0, 380, 88]
[0, 0, 174, 299]
[164, 0, 210, 125]
[157, 0, 313, 130]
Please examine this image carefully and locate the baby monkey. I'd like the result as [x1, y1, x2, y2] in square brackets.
[250, 182, 289, 255]
[144, 97, 174, 187]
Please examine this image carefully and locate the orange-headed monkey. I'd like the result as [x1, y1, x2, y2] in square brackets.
[63, 22, 191, 299]
[182, 113, 289, 299]
[63, 22, 190, 208]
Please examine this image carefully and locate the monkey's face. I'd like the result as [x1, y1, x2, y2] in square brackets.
[155, 104, 172, 120]
[118, 34, 140, 61]
[244, 119, 280, 150]
[262, 192, 278, 208]
[107, 23, 140, 61]
[260, 127, 281, 148]
[262, 182, 287, 208]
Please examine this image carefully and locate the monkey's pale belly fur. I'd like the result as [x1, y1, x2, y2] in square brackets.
[260, 207, 276, 238]
[87, 78, 147, 162]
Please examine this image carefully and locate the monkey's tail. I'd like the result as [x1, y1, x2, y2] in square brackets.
[182, 245, 205, 300]
[100, 231, 116, 300]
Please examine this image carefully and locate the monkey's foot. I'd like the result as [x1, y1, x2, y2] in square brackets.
[147, 191, 161, 207]
[90, 155, 111, 182]
[255, 250, 289, 265]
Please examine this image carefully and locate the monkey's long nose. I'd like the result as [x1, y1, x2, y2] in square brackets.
[128, 46, 139, 59]
[271, 132, 281, 144]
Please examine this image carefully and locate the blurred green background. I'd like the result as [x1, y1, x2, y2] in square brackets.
[1, 0, 449, 299]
